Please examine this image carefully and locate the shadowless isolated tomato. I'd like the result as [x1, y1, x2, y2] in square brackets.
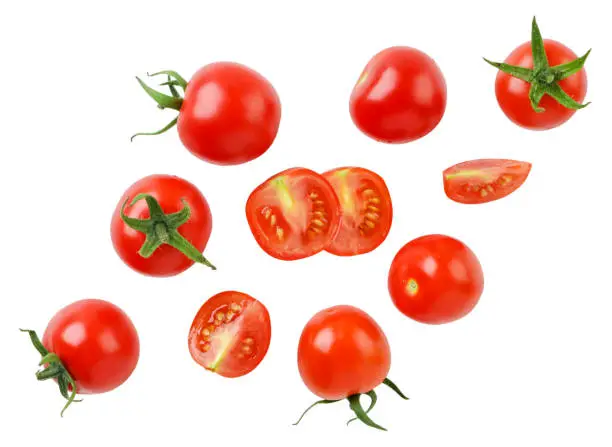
[21, 299, 140, 416]
[443, 159, 532, 204]
[350, 46, 447, 143]
[295, 305, 408, 431]
[111, 174, 215, 277]
[132, 62, 281, 165]
[388, 235, 484, 324]
[485, 17, 590, 130]
[322, 167, 392, 256]
[188, 291, 271, 378]
[246, 168, 341, 260]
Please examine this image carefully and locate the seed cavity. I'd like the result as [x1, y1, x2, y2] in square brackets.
[307, 190, 330, 238]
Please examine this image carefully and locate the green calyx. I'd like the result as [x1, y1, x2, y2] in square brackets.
[20, 329, 82, 417]
[484, 17, 591, 113]
[293, 377, 409, 431]
[121, 193, 216, 270]
[131, 70, 188, 141]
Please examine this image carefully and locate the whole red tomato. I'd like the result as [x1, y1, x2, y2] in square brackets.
[111, 174, 214, 277]
[388, 235, 484, 324]
[132, 63, 281, 165]
[21, 299, 140, 415]
[295, 305, 408, 431]
[485, 18, 590, 130]
[350, 46, 447, 143]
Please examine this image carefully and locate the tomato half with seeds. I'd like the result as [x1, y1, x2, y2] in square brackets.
[322, 167, 392, 256]
[246, 168, 341, 260]
[443, 159, 531, 204]
[188, 291, 271, 378]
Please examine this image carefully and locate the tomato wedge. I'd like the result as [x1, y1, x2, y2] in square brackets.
[188, 291, 271, 378]
[322, 167, 392, 256]
[443, 159, 531, 204]
[246, 168, 341, 260]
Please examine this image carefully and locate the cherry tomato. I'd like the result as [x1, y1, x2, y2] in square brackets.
[246, 168, 341, 260]
[22, 299, 139, 415]
[134, 62, 281, 165]
[322, 167, 392, 256]
[388, 235, 484, 324]
[443, 159, 532, 204]
[111, 174, 214, 277]
[188, 291, 271, 378]
[350, 46, 447, 143]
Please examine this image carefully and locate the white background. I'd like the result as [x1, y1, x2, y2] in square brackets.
[1, 0, 611, 445]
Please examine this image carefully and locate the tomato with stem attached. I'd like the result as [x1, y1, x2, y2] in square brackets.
[388, 235, 484, 324]
[322, 167, 392, 256]
[246, 168, 341, 260]
[443, 159, 532, 204]
[132, 62, 281, 165]
[484, 17, 590, 130]
[294, 305, 408, 431]
[188, 291, 271, 378]
[111, 174, 215, 277]
[21, 299, 140, 416]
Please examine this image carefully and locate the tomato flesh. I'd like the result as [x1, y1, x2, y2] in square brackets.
[443, 159, 531, 204]
[322, 167, 392, 256]
[246, 168, 340, 260]
[188, 291, 271, 378]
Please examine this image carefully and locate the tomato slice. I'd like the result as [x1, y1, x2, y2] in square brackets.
[188, 291, 271, 378]
[322, 167, 392, 256]
[443, 159, 531, 204]
[246, 168, 341, 260]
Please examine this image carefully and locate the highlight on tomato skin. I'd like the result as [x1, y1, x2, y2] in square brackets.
[245, 167, 341, 261]
[322, 167, 393, 256]
[188, 291, 271, 378]
[443, 159, 532, 204]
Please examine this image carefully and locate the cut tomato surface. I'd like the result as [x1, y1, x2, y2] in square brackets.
[246, 168, 341, 260]
[323, 167, 392, 256]
[443, 159, 531, 204]
[188, 291, 271, 378]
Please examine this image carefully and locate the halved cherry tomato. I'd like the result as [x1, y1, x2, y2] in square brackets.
[188, 291, 271, 378]
[443, 159, 531, 204]
[246, 168, 341, 260]
[322, 167, 392, 256]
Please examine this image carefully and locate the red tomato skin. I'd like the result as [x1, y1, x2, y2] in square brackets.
[42, 299, 139, 395]
[111, 174, 212, 277]
[388, 235, 484, 324]
[350, 46, 447, 143]
[495, 39, 587, 130]
[177, 62, 281, 165]
[298, 305, 391, 400]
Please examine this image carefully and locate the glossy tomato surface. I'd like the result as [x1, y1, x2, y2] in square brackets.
[495, 40, 587, 130]
[350, 46, 447, 143]
[42, 299, 139, 394]
[178, 62, 281, 165]
[246, 168, 341, 260]
[298, 305, 390, 400]
[111, 174, 212, 277]
[443, 159, 532, 204]
[388, 235, 484, 324]
[188, 291, 271, 378]
[323, 167, 392, 256]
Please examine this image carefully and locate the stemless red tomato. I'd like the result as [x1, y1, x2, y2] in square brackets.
[388, 235, 484, 324]
[42, 299, 140, 394]
[111, 174, 213, 277]
[188, 291, 271, 378]
[246, 168, 341, 260]
[443, 159, 532, 204]
[298, 305, 391, 400]
[350, 46, 447, 143]
[322, 167, 392, 256]
[495, 40, 587, 130]
[178, 62, 281, 165]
